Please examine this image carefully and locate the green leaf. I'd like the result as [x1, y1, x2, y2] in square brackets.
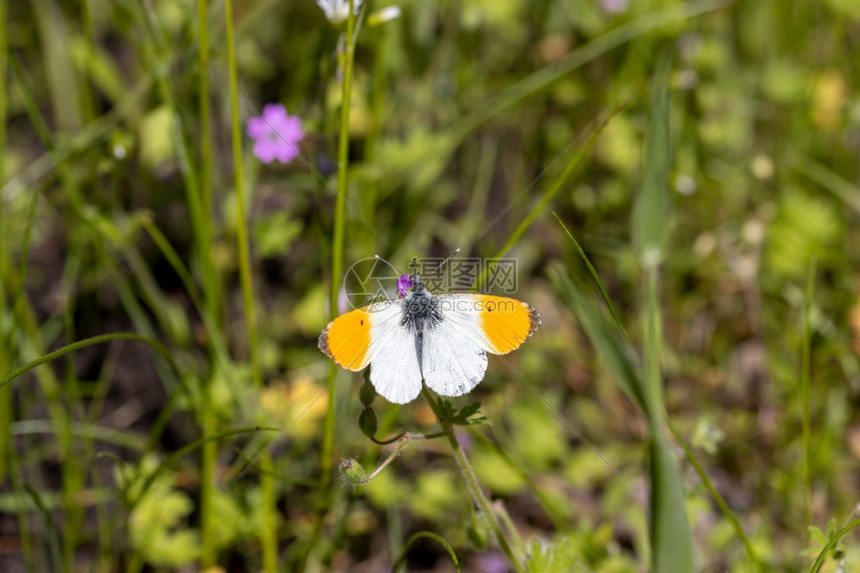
[525, 537, 583, 572]
[649, 433, 694, 572]
[452, 401, 485, 425]
[457, 402, 482, 420]
[807, 525, 828, 547]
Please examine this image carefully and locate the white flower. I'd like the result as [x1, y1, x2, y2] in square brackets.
[316, 0, 363, 23]
[367, 6, 401, 26]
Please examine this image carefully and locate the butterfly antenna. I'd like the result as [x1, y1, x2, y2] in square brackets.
[431, 248, 461, 275]
[410, 257, 418, 277]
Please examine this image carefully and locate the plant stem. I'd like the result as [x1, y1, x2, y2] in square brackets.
[420, 388, 525, 573]
[359, 433, 426, 485]
[224, 0, 278, 570]
[197, 0, 219, 567]
[801, 260, 816, 536]
[322, 0, 357, 496]
[0, 0, 10, 485]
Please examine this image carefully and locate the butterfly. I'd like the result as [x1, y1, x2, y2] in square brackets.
[318, 273, 540, 404]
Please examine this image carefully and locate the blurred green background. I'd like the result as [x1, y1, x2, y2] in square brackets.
[2, 0, 860, 571]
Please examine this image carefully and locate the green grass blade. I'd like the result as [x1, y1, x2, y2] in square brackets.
[801, 259, 816, 535]
[649, 432, 694, 571]
[381, 0, 729, 193]
[668, 420, 763, 568]
[636, 54, 694, 572]
[552, 212, 629, 344]
[633, 53, 673, 265]
[393, 531, 461, 572]
[0, 0, 8, 488]
[447, 0, 729, 146]
[792, 152, 860, 213]
[549, 265, 648, 416]
[0, 332, 182, 391]
[477, 98, 624, 290]
[22, 482, 62, 572]
[549, 263, 695, 570]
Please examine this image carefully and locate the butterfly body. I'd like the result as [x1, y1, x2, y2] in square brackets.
[319, 275, 540, 404]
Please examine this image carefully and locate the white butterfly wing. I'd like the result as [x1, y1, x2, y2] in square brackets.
[365, 301, 423, 404]
[420, 298, 489, 397]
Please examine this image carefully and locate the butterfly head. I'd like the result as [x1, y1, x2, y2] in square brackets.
[404, 274, 430, 302]
[398, 272, 429, 298]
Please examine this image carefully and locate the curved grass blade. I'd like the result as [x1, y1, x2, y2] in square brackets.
[550, 266, 648, 416]
[0, 332, 182, 391]
[392, 531, 461, 572]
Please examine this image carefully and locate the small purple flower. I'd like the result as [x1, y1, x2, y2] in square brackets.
[475, 552, 510, 573]
[456, 429, 472, 453]
[397, 274, 413, 298]
[247, 103, 304, 164]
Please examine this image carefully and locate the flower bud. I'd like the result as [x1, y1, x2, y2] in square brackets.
[339, 458, 366, 485]
[359, 407, 378, 438]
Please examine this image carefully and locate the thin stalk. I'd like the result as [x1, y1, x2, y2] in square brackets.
[358, 433, 427, 485]
[0, 26, 33, 559]
[810, 514, 860, 573]
[60, 254, 85, 569]
[801, 260, 816, 534]
[470, 429, 568, 530]
[198, 0, 218, 566]
[224, 1, 277, 570]
[0, 0, 11, 490]
[668, 420, 763, 569]
[0, 0, 8, 484]
[642, 265, 664, 424]
[323, 0, 358, 494]
[198, 0, 213, 239]
[421, 388, 525, 573]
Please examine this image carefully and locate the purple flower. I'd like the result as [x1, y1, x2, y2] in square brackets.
[247, 104, 304, 164]
[475, 552, 510, 573]
[397, 274, 413, 298]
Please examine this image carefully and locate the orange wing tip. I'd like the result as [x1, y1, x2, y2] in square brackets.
[480, 298, 541, 354]
[318, 309, 372, 371]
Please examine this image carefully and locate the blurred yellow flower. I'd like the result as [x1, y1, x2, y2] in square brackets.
[259, 377, 329, 439]
[811, 71, 847, 131]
